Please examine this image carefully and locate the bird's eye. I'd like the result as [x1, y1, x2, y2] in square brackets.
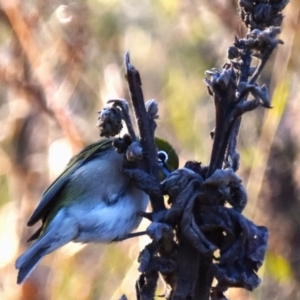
[158, 151, 168, 164]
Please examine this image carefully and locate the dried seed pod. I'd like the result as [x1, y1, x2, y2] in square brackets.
[228, 46, 240, 60]
[145, 99, 159, 120]
[97, 107, 123, 137]
[126, 141, 143, 161]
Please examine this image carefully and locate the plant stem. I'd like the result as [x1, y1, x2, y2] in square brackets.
[125, 52, 165, 212]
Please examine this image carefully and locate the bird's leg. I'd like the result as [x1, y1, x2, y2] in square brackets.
[113, 231, 147, 242]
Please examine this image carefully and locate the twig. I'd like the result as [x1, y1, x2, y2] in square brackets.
[125, 52, 165, 212]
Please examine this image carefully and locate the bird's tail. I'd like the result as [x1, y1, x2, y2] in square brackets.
[15, 239, 50, 284]
[16, 209, 78, 284]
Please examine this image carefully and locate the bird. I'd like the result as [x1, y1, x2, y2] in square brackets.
[16, 138, 147, 284]
[15, 137, 178, 284]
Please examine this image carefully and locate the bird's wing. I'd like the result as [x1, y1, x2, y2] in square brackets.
[27, 139, 114, 226]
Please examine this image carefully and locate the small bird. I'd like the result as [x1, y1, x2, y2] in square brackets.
[15, 138, 150, 284]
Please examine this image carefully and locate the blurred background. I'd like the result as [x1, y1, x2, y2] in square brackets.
[0, 0, 299, 299]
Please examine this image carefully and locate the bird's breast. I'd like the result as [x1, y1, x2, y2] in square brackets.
[61, 150, 149, 242]
[68, 185, 148, 243]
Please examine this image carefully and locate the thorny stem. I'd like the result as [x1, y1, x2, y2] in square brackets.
[239, 49, 252, 86]
[200, 4, 287, 298]
[194, 256, 214, 299]
[208, 100, 234, 176]
[226, 49, 252, 165]
[227, 44, 276, 166]
[249, 47, 276, 85]
[226, 119, 241, 167]
[211, 39, 278, 175]
[237, 47, 275, 103]
[125, 52, 165, 212]
[172, 235, 200, 299]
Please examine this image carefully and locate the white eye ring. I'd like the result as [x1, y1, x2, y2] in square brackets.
[157, 151, 169, 164]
